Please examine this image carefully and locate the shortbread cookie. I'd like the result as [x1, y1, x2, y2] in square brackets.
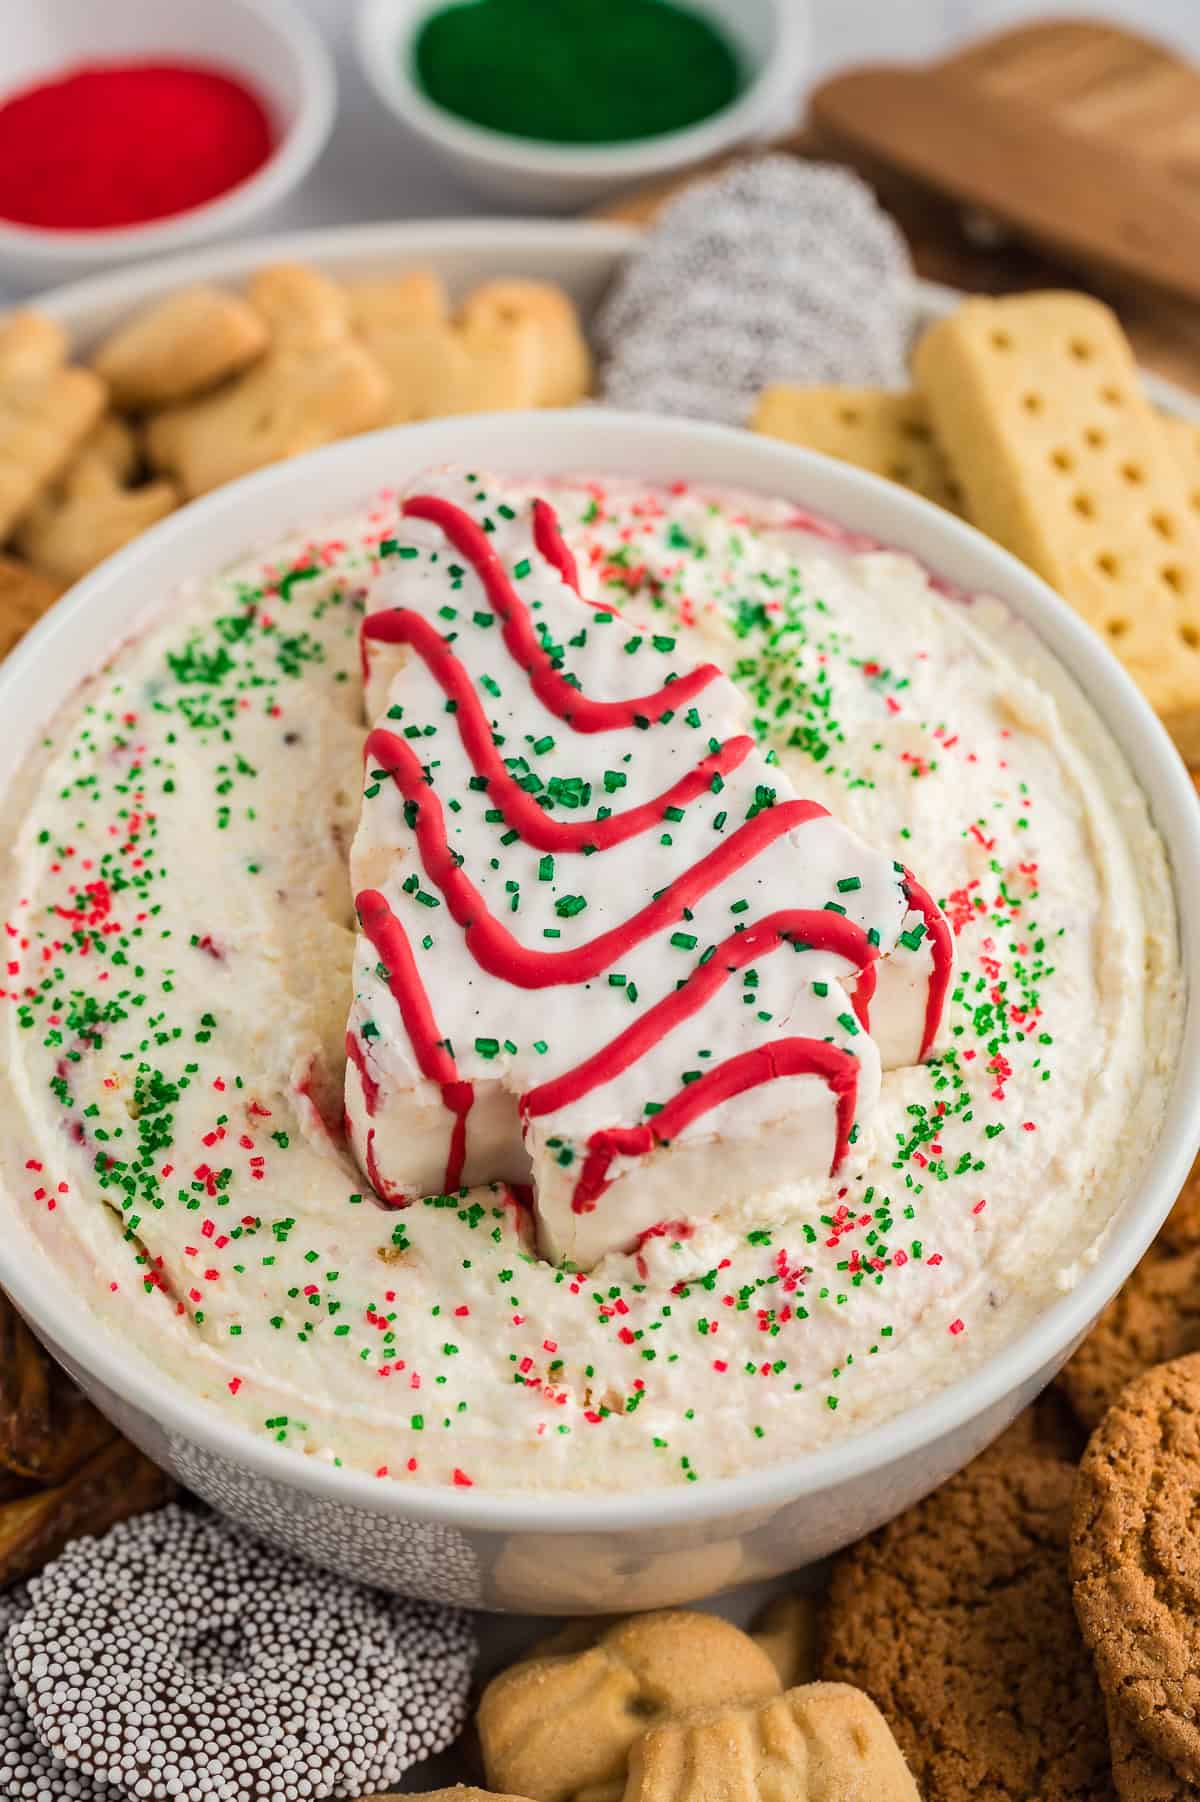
[1159, 413, 1200, 524]
[1056, 1240, 1200, 1430]
[1072, 1353, 1200, 1784]
[477, 1610, 781, 1802]
[0, 556, 62, 659]
[16, 416, 179, 584]
[90, 284, 268, 408]
[913, 292, 1200, 759]
[751, 1594, 821, 1690]
[824, 1450, 1115, 1800]
[1106, 1701, 1194, 1802]
[0, 310, 106, 536]
[625, 1683, 919, 1802]
[146, 263, 389, 495]
[752, 387, 963, 513]
[459, 279, 592, 405]
[1161, 1153, 1200, 1250]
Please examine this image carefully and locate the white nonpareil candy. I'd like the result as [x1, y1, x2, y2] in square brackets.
[345, 469, 952, 1268]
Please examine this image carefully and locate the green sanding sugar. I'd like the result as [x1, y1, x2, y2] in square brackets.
[412, 0, 743, 146]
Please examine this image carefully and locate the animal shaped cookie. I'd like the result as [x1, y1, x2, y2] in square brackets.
[91, 284, 268, 408]
[16, 417, 179, 585]
[477, 1610, 781, 1802]
[0, 311, 106, 536]
[625, 1683, 919, 1802]
[146, 263, 389, 496]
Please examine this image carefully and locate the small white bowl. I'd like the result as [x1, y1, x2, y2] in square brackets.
[1, 408, 1197, 1610]
[0, 0, 335, 287]
[355, 0, 807, 210]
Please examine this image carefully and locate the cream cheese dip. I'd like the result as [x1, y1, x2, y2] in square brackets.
[0, 471, 1181, 1492]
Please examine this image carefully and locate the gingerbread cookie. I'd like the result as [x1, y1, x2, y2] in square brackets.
[625, 1683, 919, 1802]
[1071, 1352, 1200, 1785]
[1106, 1701, 1194, 1802]
[1161, 1154, 1200, 1251]
[1056, 1240, 1200, 1430]
[477, 1610, 780, 1802]
[824, 1450, 1115, 1800]
[991, 1386, 1088, 1463]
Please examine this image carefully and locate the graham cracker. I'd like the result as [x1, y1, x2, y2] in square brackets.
[913, 291, 1200, 760]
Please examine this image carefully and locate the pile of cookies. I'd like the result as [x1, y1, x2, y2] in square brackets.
[755, 288, 1200, 764]
[0, 1292, 170, 1588]
[0, 261, 591, 657]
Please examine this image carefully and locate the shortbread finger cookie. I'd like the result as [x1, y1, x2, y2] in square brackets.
[477, 1611, 781, 1802]
[1071, 1353, 1200, 1784]
[0, 556, 62, 659]
[16, 417, 179, 585]
[1056, 1239, 1200, 1430]
[913, 292, 1200, 758]
[752, 387, 964, 513]
[90, 284, 268, 408]
[146, 263, 389, 495]
[824, 1450, 1115, 1800]
[459, 279, 592, 405]
[1159, 413, 1200, 525]
[625, 1684, 920, 1802]
[0, 311, 106, 536]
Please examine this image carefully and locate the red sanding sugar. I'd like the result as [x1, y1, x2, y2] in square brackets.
[0, 60, 276, 231]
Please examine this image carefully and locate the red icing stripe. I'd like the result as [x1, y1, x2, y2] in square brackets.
[356, 889, 473, 1193]
[532, 495, 587, 599]
[361, 610, 755, 852]
[364, 724, 828, 989]
[401, 492, 721, 730]
[572, 1040, 861, 1212]
[522, 907, 875, 1122]
[344, 1030, 380, 1115]
[902, 869, 953, 1059]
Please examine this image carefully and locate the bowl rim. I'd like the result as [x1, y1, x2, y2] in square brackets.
[0, 0, 336, 262]
[2, 407, 1198, 1533]
[355, 0, 805, 179]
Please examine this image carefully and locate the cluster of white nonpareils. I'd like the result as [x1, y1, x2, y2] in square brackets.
[1, 1506, 476, 1800]
[596, 156, 915, 424]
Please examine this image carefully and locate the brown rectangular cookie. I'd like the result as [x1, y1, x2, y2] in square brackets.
[752, 386, 963, 513]
[913, 292, 1200, 760]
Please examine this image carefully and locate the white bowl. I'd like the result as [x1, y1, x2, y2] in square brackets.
[355, 0, 807, 210]
[0, 0, 335, 286]
[2, 407, 1198, 1612]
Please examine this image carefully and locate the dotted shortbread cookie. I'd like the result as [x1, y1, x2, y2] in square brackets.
[913, 292, 1200, 760]
[752, 387, 963, 513]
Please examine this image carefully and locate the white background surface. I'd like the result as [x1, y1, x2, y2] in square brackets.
[279, 0, 1200, 230]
